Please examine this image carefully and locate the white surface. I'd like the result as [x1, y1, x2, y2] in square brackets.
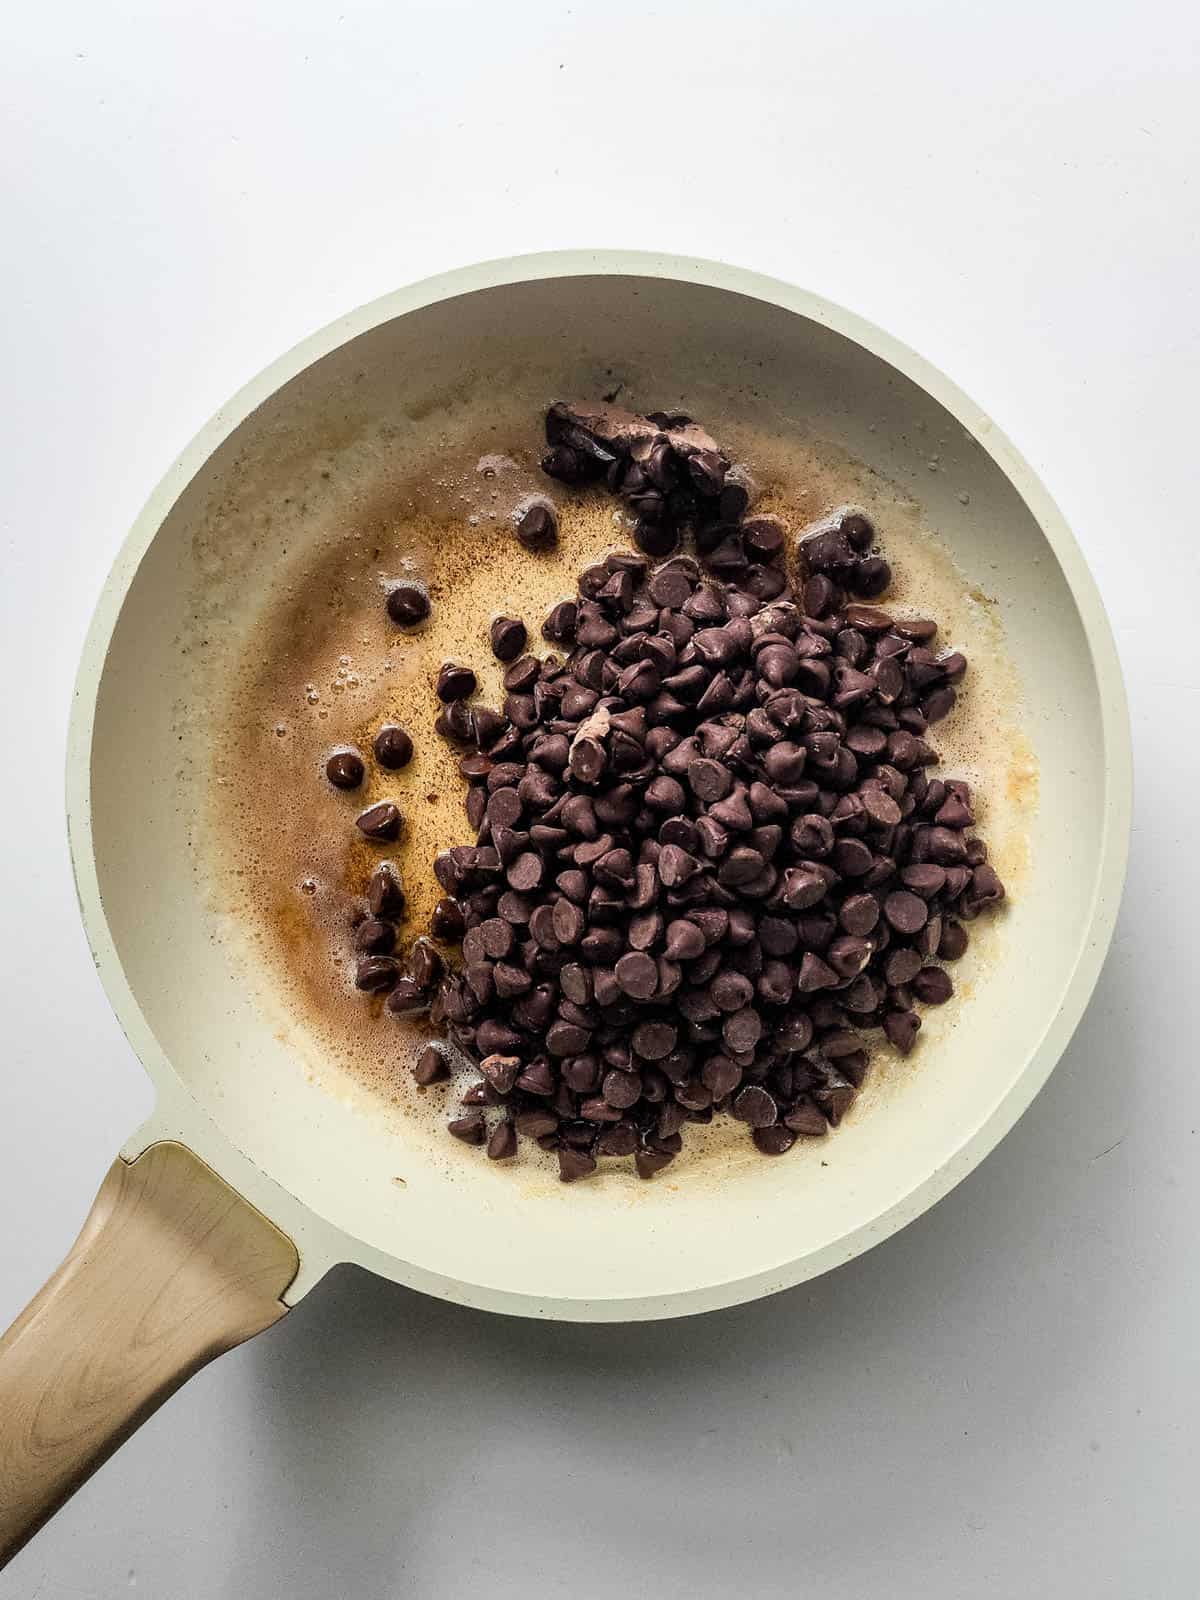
[0, 0, 1195, 1594]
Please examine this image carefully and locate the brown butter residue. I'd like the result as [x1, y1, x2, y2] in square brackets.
[202, 418, 1036, 1178]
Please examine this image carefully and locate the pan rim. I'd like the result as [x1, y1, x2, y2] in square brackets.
[64, 249, 1132, 1319]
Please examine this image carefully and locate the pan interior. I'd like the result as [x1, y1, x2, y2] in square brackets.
[88, 271, 1106, 1309]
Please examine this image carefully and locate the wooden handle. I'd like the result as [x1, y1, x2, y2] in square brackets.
[0, 1141, 299, 1567]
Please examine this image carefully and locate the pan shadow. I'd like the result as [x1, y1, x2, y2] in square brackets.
[226, 920, 1143, 1600]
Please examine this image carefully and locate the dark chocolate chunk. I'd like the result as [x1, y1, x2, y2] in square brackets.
[355, 802, 403, 842]
[516, 501, 559, 552]
[437, 662, 478, 703]
[325, 748, 365, 789]
[386, 584, 430, 626]
[373, 725, 414, 769]
[490, 615, 528, 662]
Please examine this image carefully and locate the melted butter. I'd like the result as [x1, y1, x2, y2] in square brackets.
[199, 416, 1037, 1185]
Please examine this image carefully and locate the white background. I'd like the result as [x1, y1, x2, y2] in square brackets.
[2, 2, 1197, 1595]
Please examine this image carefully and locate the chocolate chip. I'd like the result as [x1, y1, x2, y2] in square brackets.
[902, 864, 946, 898]
[837, 512, 872, 551]
[753, 1124, 796, 1155]
[414, 1045, 452, 1086]
[354, 918, 395, 955]
[802, 574, 837, 617]
[490, 615, 528, 662]
[632, 1021, 677, 1060]
[431, 898, 466, 941]
[732, 1084, 776, 1127]
[797, 953, 838, 992]
[507, 852, 544, 892]
[741, 515, 784, 563]
[569, 736, 607, 784]
[501, 657, 537, 695]
[356, 802, 403, 842]
[367, 862, 405, 917]
[913, 965, 954, 1004]
[686, 756, 732, 802]
[602, 1069, 642, 1109]
[373, 725, 414, 769]
[658, 843, 701, 886]
[546, 899, 580, 946]
[479, 918, 514, 959]
[851, 557, 891, 598]
[325, 748, 365, 789]
[833, 838, 874, 878]
[487, 1120, 517, 1160]
[842, 603, 894, 633]
[480, 1053, 521, 1094]
[801, 525, 858, 580]
[846, 725, 887, 761]
[814, 1074, 856, 1125]
[662, 919, 705, 962]
[827, 935, 871, 979]
[632, 516, 678, 557]
[926, 826, 969, 865]
[542, 444, 593, 484]
[597, 1123, 638, 1157]
[687, 448, 726, 497]
[884, 948, 922, 987]
[969, 863, 1006, 907]
[701, 963, 744, 1008]
[634, 1148, 674, 1179]
[935, 791, 974, 830]
[558, 1147, 597, 1182]
[648, 565, 694, 609]
[883, 1009, 921, 1054]
[406, 937, 444, 991]
[884, 890, 928, 934]
[871, 655, 904, 704]
[722, 1008, 762, 1053]
[448, 1113, 486, 1145]
[784, 1099, 828, 1137]
[757, 642, 800, 689]
[515, 1056, 555, 1095]
[790, 813, 834, 856]
[437, 662, 477, 703]
[719, 846, 765, 886]
[782, 866, 831, 910]
[547, 1020, 592, 1057]
[762, 743, 806, 785]
[516, 501, 558, 552]
[861, 785, 901, 828]
[542, 600, 578, 645]
[435, 700, 475, 743]
[514, 1109, 558, 1139]
[838, 893, 879, 936]
[354, 955, 398, 992]
[386, 584, 430, 626]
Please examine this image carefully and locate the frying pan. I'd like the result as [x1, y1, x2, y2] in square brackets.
[0, 251, 1130, 1565]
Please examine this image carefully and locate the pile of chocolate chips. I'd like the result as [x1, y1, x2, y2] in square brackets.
[368, 401, 1006, 1181]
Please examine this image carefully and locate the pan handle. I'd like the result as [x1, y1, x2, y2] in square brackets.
[0, 1140, 299, 1568]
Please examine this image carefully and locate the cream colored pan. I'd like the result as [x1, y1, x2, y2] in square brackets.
[0, 252, 1130, 1564]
